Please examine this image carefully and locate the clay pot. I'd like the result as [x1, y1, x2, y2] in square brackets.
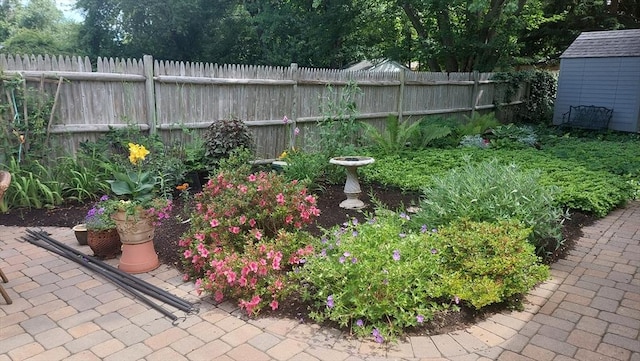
[111, 210, 155, 245]
[87, 228, 122, 259]
[72, 224, 88, 246]
[118, 242, 160, 274]
[111, 210, 159, 273]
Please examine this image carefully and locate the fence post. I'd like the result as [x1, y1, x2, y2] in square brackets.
[290, 63, 299, 149]
[143, 55, 157, 134]
[470, 70, 479, 119]
[398, 69, 406, 123]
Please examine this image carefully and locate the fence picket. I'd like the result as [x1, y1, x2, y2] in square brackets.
[0, 54, 523, 159]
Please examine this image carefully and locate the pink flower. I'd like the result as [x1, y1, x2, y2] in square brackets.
[248, 261, 258, 273]
[197, 243, 209, 258]
[239, 215, 247, 224]
[226, 271, 237, 284]
[276, 193, 285, 205]
[183, 249, 193, 258]
[249, 219, 256, 227]
[248, 174, 257, 182]
[274, 279, 283, 290]
[270, 300, 279, 310]
[210, 219, 220, 227]
[229, 226, 240, 234]
[253, 230, 262, 240]
[195, 233, 205, 241]
[214, 290, 224, 302]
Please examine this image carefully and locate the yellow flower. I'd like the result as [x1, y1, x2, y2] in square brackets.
[128, 143, 149, 165]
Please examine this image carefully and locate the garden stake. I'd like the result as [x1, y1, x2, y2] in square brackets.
[25, 230, 197, 321]
[25, 228, 197, 313]
[21, 235, 179, 322]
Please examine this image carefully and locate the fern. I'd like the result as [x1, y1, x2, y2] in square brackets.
[362, 116, 421, 154]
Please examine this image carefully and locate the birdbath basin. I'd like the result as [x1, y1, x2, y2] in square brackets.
[329, 156, 375, 209]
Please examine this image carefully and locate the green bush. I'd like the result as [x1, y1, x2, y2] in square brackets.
[281, 150, 343, 190]
[434, 219, 549, 309]
[411, 159, 565, 258]
[363, 147, 635, 217]
[1, 157, 63, 210]
[295, 210, 548, 342]
[487, 124, 538, 149]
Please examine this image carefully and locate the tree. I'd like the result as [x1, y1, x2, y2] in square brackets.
[0, 0, 81, 56]
[395, 0, 547, 72]
[519, 0, 640, 64]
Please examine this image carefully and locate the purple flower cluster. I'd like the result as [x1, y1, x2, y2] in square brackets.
[372, 328, 384, 343]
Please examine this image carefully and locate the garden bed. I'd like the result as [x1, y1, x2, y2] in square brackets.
[0, 182, 596, 335]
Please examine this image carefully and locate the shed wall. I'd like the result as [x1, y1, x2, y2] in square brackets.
[553, 57, 640, 132]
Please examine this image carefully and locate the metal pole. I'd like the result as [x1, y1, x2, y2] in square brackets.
[25, 229, 196, 312]
[21, 235, 179, 321]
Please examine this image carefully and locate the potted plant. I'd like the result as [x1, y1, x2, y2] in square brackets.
[105, 143, 172, 273]
[71, 223, 88, 245]
[84, 195, 121, 259]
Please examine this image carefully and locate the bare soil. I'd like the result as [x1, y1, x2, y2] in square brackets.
[0, 182, 596, 335]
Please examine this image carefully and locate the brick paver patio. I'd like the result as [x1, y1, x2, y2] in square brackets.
[1, 201, 638, 360]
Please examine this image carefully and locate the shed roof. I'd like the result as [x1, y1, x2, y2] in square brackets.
[345, 59, 410, 72]
[561, 29, 640, 58]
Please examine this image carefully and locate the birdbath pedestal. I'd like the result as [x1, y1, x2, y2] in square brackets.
[329, 156, 375, 209]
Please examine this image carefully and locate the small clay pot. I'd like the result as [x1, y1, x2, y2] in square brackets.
[72, 224, 88, 246]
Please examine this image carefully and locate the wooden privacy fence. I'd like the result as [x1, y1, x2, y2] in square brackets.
[0, 54, 525, 160]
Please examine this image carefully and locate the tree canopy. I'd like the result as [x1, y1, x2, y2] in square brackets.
[0, 0, 81, 56]
[1, 0, 638, 71]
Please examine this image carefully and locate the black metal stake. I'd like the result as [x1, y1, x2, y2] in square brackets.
[25, 228, 196, 313]
[21, 235, 180, 321]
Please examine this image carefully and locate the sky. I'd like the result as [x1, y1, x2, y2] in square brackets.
[55, 0, 83, 21]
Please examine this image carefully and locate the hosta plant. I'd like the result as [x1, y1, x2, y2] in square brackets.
[179, 170, 320, 315]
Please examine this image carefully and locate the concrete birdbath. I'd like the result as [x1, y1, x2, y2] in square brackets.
[329, 156, 375, 209]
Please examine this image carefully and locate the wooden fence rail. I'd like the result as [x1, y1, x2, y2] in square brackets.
[0, 54, 525, 160]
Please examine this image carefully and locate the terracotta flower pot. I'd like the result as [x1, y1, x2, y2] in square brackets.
[118, 242, 160, 274]
[111, 209, 159, 273]
[87, 228, 122, 259]
[111, 210, 155, 245]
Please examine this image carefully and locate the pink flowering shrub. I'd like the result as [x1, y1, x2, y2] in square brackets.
[179, 170, 320, 315]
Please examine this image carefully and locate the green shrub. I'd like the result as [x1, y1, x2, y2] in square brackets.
[1, 157, 63, 210]
[363, 148, 634, 217]
[487, 124, 538, 149]
[412, 159, 565, 258]
[434, 219, 549, 309]
[362, 116, 420, 154]
[492, 70, 557, 125]
[281, 150, 343, 190]
[295, 210, 548, 342]
[456, 112, 501, 137]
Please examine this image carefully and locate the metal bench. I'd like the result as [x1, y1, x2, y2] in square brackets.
[560, 105, 613, 130]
